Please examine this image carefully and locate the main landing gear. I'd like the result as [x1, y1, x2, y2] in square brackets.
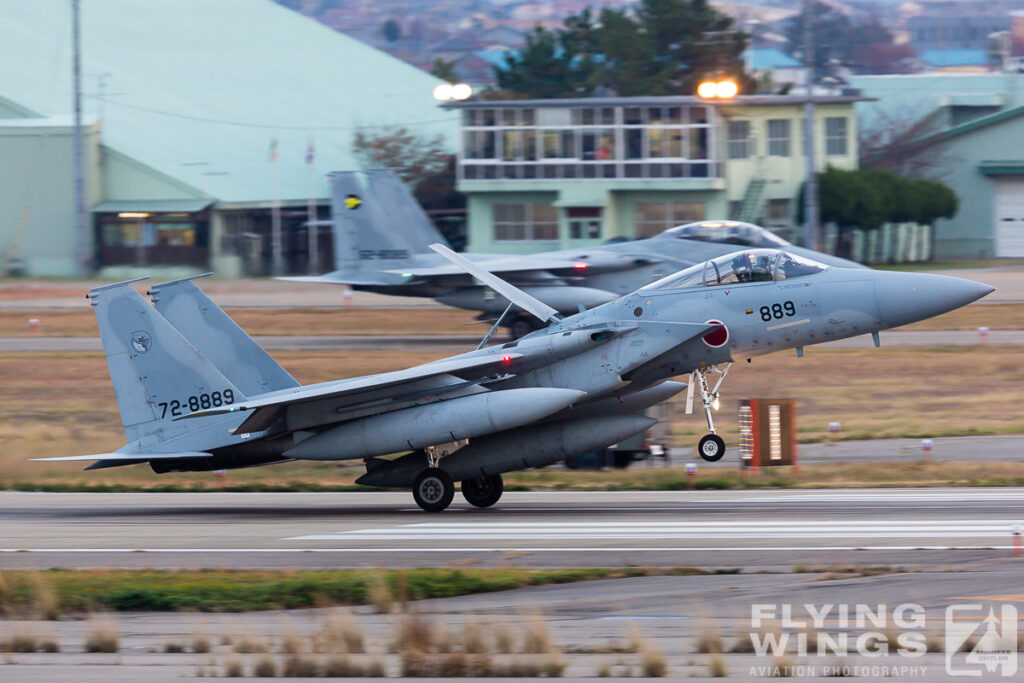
[411, 441, 506, 512]
[461, 474, 504, 508]
[687, 363, 732, 462]
[411, 471, 505, 512]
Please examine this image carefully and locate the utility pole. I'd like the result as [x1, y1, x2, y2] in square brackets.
[71, 0, 89, 276]
[802, 0, 820, 250]
[306, 137, 318, 274]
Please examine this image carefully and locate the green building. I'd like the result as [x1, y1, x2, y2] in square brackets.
[852, 73, 1024, 259]
[0, 0, 457, 277]
[447, 95, 863, 254]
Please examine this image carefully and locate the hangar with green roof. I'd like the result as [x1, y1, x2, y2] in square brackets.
[0, 0, 457, 277]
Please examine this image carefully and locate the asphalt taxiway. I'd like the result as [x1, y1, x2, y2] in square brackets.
[2, 489, 1022, 571]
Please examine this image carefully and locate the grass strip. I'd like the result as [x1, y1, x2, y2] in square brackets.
[0, 567, 711, 614]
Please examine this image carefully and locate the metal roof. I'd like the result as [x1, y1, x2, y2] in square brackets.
[444, 94, 870, 109]
[92, 199, 214, 214]
[0, 0, 458, 204]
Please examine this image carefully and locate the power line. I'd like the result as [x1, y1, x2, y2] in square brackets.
[88, 96, 455, 131]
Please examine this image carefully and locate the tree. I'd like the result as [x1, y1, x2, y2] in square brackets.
[785, 5, 913, 76]
[495, 27, 584, 98]
[493, 0, 752, 98]
[860, 110, 957, 179]
[431, 58, 458, 84]
[352, 127, 448, 189]
[382, 18, 401, 43]
[801, 167, 958, 259]
[414, 156, 467, 251]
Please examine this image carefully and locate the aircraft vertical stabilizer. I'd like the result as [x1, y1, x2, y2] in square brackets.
[87, 280, 245, 443]
[329, 169, 448, 276]
[149, 275, 299, 395]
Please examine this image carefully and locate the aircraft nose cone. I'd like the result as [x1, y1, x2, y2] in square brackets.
[875, 272, 995, 329]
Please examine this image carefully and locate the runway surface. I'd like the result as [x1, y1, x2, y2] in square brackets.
[0, 328, 1020, 353]
[2, 489, 1022, 570]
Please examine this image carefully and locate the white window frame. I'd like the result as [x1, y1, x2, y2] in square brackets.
[825, 117, 848, 156]
[727, 120, 752, 159]
[767, 119, 791, 157]
[493, 203, 559, 243]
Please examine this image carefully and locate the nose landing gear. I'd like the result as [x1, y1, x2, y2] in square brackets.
[687, 363, 732, 462]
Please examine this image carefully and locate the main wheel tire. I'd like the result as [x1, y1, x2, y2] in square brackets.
[612, 451, 634, 469]
[461, 473, 504, 508]
[698, 434, 726, 462]
[412, 469, 455, 512]
[509, 316, 534, 340]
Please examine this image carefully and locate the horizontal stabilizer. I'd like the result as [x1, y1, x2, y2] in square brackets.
[33, 451, 211, 463]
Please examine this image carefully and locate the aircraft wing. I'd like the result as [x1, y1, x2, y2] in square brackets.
[381, 250, 660, 277]
[178, 351, 524, 434]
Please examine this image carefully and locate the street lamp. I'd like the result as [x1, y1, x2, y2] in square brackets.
[696, 79, 739, 99]
[433, 82, 473, 101]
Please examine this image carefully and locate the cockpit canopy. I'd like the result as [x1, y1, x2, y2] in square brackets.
[641, 249, 829, 291]
[657, 220, 790, 248]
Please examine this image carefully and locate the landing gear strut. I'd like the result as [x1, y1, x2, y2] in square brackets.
[687, 363, 732, 462]
[461, 473, 504, 508]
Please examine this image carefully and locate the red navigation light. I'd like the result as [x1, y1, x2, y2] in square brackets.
[574, 261, 588, 269]
[502, 355, 512, 364]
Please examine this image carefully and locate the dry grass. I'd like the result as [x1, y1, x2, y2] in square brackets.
[252, 656, 277, 677]
[83, 615, 120, 653]
[708, 653, 728, 677]
[521, 614, 557, 655]
[366, 574, 394, 614]
[641, 646, 668, 677]
[223, 659, 244, 677]
[392, 610, 433, 654]
[191, 635, 210, 653]
[462, 622, 487, 654]
[313, 609, 365, 654]
[0, 307, 478, 337]
[492, 623, 516, 654]
[899, 302, 1023, 331]
[695, 618, 723, 654]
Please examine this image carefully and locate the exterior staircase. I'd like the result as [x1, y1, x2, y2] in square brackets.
[732, 178, 766, 224]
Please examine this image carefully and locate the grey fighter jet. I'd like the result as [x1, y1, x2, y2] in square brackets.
[283, 169, 864, 338]
[38, 249, 991, 511]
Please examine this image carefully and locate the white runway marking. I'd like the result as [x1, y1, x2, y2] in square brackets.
[288, 519, 1024, 542]
[0, 546, 1016, 553]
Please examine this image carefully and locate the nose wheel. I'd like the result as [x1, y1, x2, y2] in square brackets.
[698, 434, 726, 462]
[687, 364, 731, 462]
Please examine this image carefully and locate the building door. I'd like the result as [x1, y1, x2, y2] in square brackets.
[995, 178, 1024, 257]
